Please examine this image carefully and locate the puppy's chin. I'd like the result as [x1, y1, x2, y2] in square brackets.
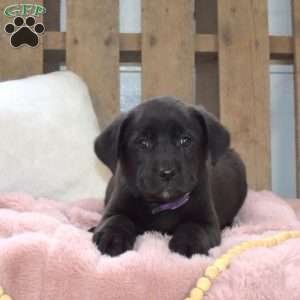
[143, 189, 186, 204]
[162, 190, 171, 200]
[138, 178, 194, 203]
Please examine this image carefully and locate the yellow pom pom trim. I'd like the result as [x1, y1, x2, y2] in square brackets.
[190, 287, 204, 300]
[196, 277, 211, 291]
[0, 287, 12, 300]
[0, 295, 13, 300]
[186, 230, 300, 300]
[204, 265, 219, 280]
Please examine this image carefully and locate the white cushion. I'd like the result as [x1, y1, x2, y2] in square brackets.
[0, 71, 110, 202]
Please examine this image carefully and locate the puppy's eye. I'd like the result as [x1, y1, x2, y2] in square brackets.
[178, 136, 192, 147]
[137, 137, 152, 150]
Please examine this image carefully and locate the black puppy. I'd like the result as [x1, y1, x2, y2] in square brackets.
[92, 97, 247, 257]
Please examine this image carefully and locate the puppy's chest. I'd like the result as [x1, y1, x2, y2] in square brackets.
[139, 210, 182, 234]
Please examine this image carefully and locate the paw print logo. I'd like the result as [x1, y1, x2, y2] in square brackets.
[4, 16, 45, 48]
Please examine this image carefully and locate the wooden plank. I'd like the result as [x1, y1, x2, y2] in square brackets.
[270, 36, 293, 60]
[142, 0, 194, 102]
[44, 33, 294, 60]
[196, 54, 219, 117]
[44, 50, 65, 73]
[195, 0, 219, 117]
[43, 0, 60, 31]
[293, 0, 300, 196]
[194, 34, 218, 53]
[45, 33, 217, 53]
[44, 32, 66, 50]
[0, 0, 44, 81]
[120, 33, 141, 51]
[218, 0, 271, 190]
[66, 0, 119, 128]
[120, 51, 141, 63]
[43, 0, 62, 73]
[195, 0, 217, 33]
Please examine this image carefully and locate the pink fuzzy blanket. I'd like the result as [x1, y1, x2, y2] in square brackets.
[1, 191, 300, 300]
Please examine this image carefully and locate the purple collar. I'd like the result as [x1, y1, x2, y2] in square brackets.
[151, 193, 190, 214]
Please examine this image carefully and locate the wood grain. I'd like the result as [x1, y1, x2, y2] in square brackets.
[270, 36, 293, 60]
[66, 0, 119, 128]
[44, 32, 65, 50]
[43, 0, 60, 31]
[195, 0, 219, 117]
[0, 0, 44, 81]
[293, 0, 300, 196]
[44, 33, 293, 60]
[218, 0, 271, 190]
[142, 0, 194, 103]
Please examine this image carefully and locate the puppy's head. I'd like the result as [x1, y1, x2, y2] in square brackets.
[95, 97, 229, 203]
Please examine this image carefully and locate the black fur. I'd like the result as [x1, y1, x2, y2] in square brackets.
[92, 97, 247, 257]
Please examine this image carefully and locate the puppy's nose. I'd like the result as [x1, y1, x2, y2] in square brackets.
[159, 168, 176, 181]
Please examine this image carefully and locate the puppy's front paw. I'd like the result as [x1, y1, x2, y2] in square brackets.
[169, 223, 220, 257]
[169, 235, 207, 257]
[92, 228, 135, 256]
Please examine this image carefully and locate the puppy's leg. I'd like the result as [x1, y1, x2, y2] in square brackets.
[169, 222, 220, 257]
[92, 215, 137, 256]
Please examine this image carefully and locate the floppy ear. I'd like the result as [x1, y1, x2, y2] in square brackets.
[191, 106, 230, 164]
[94, 113, 128, 173]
